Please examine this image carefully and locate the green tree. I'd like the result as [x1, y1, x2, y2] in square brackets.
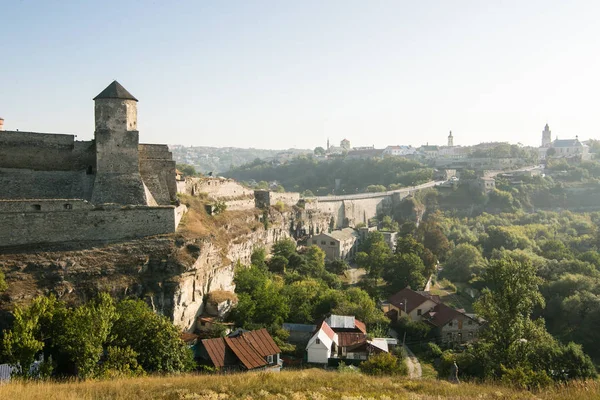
[1, 296, 59, 376]
[177, 163, 198, 177]
[54, 293, 117, 378]
[443, 243, 486, 283]
[250, 247, 268, 270]
[272, 238, 297, 260]
[474, 256, 545, 370]
[314, 147, 326, 156]
[110, 299, 194, 373]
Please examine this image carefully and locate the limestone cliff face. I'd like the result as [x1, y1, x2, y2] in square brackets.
[0, 207, 330, 332]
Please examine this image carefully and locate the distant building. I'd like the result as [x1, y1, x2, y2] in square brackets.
[447, 131, 454, 147]
[382, 145, 417, 157]
[310, 228, 358, 260]
[346, 148, 384, 159]
[472, 177, 496, 193]
[382, 287, 482, 345]
[340, 139, 351, 150]
[541, 124, 552, 147]
[538, 124, 590, 160]
[419, 144, 439, 158]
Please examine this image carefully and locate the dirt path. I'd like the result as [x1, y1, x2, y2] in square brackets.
[345, 267, 366, 285]
[389, 328, 422, 379]
[403, 344, 422, 379]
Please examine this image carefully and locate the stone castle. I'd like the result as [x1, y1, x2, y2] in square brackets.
[0, 81, 185, 248]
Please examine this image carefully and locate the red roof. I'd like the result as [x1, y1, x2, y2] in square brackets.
[354, 319, 367, 334]
[388, 287, 438, 314]
[240, 328, 281, 357]
[225, 336, 267, 370]
[319, 321, 336, 341]
[423, 303, 464, 328]
[337, 332, 366, 347]
[202, 337, 227, 368]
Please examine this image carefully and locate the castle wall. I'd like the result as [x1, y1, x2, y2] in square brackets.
[139, 144, 177, 205]
[0, 204, 177, 247]
[0, 168, 95, 200]
[180, 177, 253, 199]
[0, 131, 95, 171]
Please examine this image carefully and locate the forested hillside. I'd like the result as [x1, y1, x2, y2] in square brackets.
[225, 156, 433, 195]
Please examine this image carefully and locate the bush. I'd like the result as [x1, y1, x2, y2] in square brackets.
[500, 365, 553, 391]
[426, 342, 443, 360]
[359, 352, 407, 376]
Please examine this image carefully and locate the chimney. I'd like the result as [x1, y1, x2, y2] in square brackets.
[0, 117, 4, 131]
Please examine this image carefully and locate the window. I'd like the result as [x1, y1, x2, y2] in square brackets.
[330, 241, 335, 246]
[31, 204, 41, 211]
[468, 320, 473, 325]
[321, 241, 326, 245]
[417, 309, 422, 316]
[266, 355, 273, 364]
[448, 321, 453, 327]
[64, 204, 72, 210]
[315, 338, 320, 344]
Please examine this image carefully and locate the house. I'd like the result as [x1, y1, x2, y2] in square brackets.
[383, 145, 416, 157]
[306, 321, 338, 364]
[282, 323, 317, 345]
[199, 328, 282, 372]
[382, 287, 482, 345]
[550, 137, 590, 159]
[419, 145, 439, 158]
[306, 316, 389, 365]
[346, 148, 384, 160]
[472, 177, 495, 193]
[309, 228, 359, 261]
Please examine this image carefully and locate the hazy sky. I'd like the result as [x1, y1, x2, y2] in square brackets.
[1, 1, 599, 149]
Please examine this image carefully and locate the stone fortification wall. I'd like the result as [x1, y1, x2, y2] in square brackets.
[0, 168, 95, 200]
[0, 199, 93, 213]
[254, 190, 300, 209]
[180, 177, 253, 199]
[0, 205, 177, 247]
[224, 198, 255, 211]
[304, 181, 439, 228]
[139, 144, 177, 205]
[0, 131, 95, 171]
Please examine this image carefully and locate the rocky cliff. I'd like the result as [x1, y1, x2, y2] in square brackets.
[0, 201, 333, 332]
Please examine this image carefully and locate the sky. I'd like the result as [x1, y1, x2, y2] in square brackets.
[1, 1, 599, 149]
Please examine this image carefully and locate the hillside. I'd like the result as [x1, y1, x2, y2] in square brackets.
[0, 369, 598, 399]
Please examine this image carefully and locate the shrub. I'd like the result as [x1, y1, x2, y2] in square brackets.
[500, 365, 553, 391]
[359, 352, 406, 376]
[426, 342, 443, 360]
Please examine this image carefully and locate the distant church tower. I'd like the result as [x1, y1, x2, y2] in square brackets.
[542, 124, 552, 147]
[91, 81, 155, 205]
[447, 131, 454, 147]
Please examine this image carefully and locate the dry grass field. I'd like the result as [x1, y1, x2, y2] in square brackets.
[1, 369, 598, 400]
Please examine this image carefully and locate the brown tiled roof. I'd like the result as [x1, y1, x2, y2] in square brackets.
[224, 336, 267, 370]
[354, 319, 367, 334]
[337, 332, 367, 347]
[388, 287, 433, 314]
[240, 328, 281, 357]
[423, 303, 462, 328]
[202, 337, 227, 368]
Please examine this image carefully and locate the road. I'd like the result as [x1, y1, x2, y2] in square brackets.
[389, 328, 422, 379]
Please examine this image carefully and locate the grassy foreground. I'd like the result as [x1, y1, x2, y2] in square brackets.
[1, 369, 599, 400]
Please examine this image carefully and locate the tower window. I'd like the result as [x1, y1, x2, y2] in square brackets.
[31, 204, 41, 211]
[64, 204, 72, 210]
[86, 166, 93, 175]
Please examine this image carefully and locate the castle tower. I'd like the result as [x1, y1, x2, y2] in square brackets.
[542, 124, 552, 147]
[90, 81, 155, 205]
[447, 130, 454, 147]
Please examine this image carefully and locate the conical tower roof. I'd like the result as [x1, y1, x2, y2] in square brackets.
[93, 80, 138, 102]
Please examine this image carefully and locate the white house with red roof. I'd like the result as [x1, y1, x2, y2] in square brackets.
[306, 315, 392, 364]
[306, 321, 338, 364]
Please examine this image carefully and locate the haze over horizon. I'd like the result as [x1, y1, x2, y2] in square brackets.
[1, 1, 599, 150]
